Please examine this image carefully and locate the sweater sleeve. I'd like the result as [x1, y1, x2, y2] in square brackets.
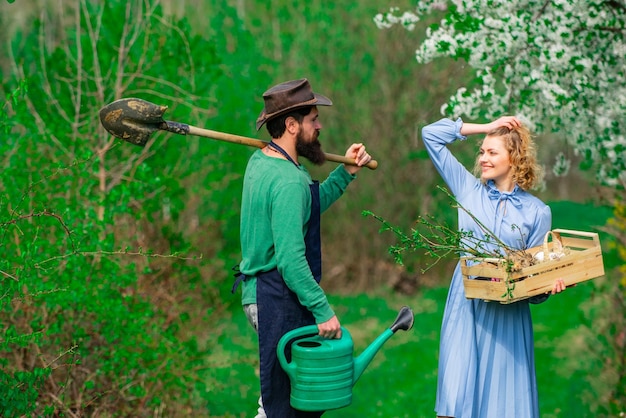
[421, 118, 476, 197]
[318, 165, 355, 213]
[271, 179, 335, 323]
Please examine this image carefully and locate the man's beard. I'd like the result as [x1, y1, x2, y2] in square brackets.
[296, 130, 326, 165]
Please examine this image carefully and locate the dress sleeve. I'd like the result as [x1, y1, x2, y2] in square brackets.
[526, 204, 552, 248]
[527, 204, 553, 304]
[421, 118, 476, 197]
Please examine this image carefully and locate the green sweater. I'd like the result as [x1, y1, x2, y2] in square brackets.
[238, 149, 356, 323]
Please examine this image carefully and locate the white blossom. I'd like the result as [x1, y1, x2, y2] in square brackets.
[553, 152, 571, 177]
[376, 0, 626, 188]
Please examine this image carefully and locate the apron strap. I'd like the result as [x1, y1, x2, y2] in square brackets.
[305, 181, 322, 283]
[231, 264, 246, 294]
[268, 141, 300, 168]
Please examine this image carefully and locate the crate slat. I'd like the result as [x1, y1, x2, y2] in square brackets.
[461, 229, 605, 304]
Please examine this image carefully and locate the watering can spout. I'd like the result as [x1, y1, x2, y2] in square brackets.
[353, 306, 414, 383]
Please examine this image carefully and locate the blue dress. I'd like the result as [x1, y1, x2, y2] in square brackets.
[422, 118, 552, 418]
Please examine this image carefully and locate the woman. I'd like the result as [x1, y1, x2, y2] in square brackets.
[421, 116, 565, 418]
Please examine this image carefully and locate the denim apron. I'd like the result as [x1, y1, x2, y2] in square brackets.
[256, 142, 324, 417]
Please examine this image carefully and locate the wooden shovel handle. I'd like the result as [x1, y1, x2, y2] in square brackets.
[187, 125, 378, 170]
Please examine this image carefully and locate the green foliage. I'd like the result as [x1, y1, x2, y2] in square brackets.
[0, 368, 50, 417]
[0, 0, 262, 414]
[0, 84, 51, 417]
[594, 202, 626, 414]
[0, 88, 188, 413]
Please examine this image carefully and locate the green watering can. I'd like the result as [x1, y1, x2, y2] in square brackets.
[277, 306, 414, 411]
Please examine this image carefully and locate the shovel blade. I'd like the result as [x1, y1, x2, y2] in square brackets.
[99, 98, 168, 146]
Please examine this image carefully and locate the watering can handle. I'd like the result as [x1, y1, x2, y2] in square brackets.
[276, 325, 320, 376]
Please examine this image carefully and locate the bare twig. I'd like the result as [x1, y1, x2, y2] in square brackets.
[0, 270, 18, 281]
[34, 248, 202, 269]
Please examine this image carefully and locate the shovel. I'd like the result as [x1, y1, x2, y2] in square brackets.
[99, 98, 378, 170]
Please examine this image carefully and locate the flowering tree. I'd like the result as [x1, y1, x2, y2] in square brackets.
[375, 4, 626, 413]
[375, 1, 626, 189]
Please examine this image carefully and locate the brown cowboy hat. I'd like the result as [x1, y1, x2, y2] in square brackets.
[255, 78, 332, 130]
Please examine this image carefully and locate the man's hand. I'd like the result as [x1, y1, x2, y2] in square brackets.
[317, 315, 342, 339]
[343, 143, 372, 175]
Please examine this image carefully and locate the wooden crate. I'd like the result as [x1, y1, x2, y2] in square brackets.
[461, 229, 605, 304]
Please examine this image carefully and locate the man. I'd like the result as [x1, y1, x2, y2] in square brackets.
[233, 78, 372, 417]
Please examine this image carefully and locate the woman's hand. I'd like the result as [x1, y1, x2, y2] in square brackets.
[460, 116, 522, 136]
[487, 116, 522, 132]
[551, 278, 566, 294]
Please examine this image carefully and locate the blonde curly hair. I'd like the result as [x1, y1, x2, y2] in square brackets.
[473, 124, 543, 191]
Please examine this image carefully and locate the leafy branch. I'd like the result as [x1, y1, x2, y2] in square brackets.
[364, 186, 532, 271]
[363, 186, 537, 298]
[363, 210, 467, 269]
